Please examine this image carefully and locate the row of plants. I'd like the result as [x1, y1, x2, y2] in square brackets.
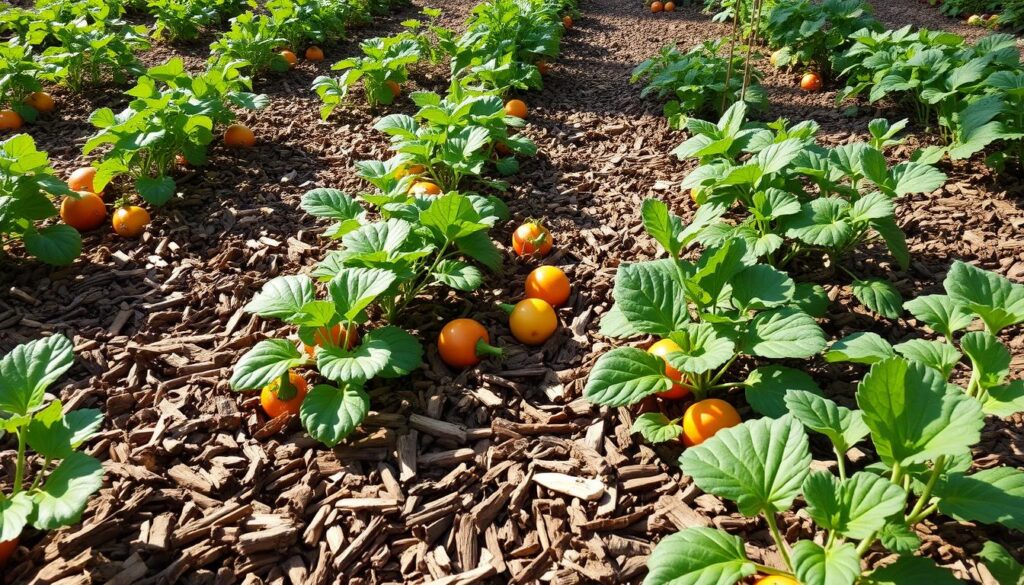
[939, 0, 1024, 31]
[229, 0, 578, 447]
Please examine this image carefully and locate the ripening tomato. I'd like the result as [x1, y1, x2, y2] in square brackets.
[563, 15, 573, 28]
[303, 323, 358, 358]
[0, 536, 18, 567]
[396, 163, 425, 179]
[537, 60, 552, 75]
[647, 339, 690, 400]
[800, 72, 822, 92]
[68, 166, 100, 195]
[224, 123, 255, 148]
[386, 80, 401, 98]
[664, 1, 676, 10]
[525, 265, 571, 307]
[504, 99, 527, 119]
[755, 577, 799, 585]
[280, 49, 297, 68]
[409, 181, 441, 196]
[494, 141, 512, 156]
[508, 298, 558, 345]
[512, 220, 552, 257]
[305, 46, 324, 61]
[769, 49, 785, 68]
[0, 109, 23, 131]
[60, 192, 106, 231]
[651, 1, 664, 12]
[112, 205, 150, 238]
[438, 318, 502, 368]
[25, 91, 55, 113]
[682, 399, 741, 447]
[260, 371, 308, 418]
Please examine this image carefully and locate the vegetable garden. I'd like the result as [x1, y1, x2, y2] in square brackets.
[0, 0, 1022, 582]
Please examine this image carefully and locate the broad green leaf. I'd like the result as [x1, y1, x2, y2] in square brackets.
[983, 380, 1024, 417]
[960, 331, 1010, 390]
[328, 268, 397, 321]
[0, 334, 74, 416]
[785, 390, 869, 453]
[803, 471, 906, 539]
[893, 339, 961, 379]
[690, 239, 749, 309]
[632, 412, 683, 444]
[0, 492, 33, 541]
[299, 384, 369, 447]
[584, 348, 672, 407]
[730, 265, 794, 310]
[31, 451, 104, 530]
[877, 520, 921, 554]
[863, 556, 959, 585]
[944, 261, 1024, 334]
[598, 304, 641, 339]
[420, 194, 487, 241]
[903, 294, 974, 339]
[664, 324, 735, 375]
[741, 308, 825, 359]
[870, 217, 909, 270]
[432, 260, 483, 291]
[852, 279, 903, 319]
[244, 275, 315, 320]
[978, 542, 1024, 585]
[888, 162, 946, 196]
[825, 332, 895, 364]
[23, 224, 81, 266]
[680, 415, 811, 516]
[229, 340, 306, 390]
[136, 175, 176, 206]
[857, 358, 983, 468]
[25, 401, 81, 460]
[643, 527, 756, 585]
[455, 230, 502, 271]
[641, 198, 683, 258]
[318, 326, 421, 383]
[791, 540, 860, 585]
[300, 188, 362, 221]
[744, 366, 822, 418]
[614, 260, 690, 336]
[784, 198, 853, 248]
[934, 467, 1024, 531]
[793, 282, 829, 318]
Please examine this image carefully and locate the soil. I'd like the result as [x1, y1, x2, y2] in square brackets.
[1, 0, 1022, 583]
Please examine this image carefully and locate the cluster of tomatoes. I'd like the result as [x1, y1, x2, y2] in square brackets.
[649, 1, 676, 12]
[0, 91, 54, 130]
[58, 167, 151, 238]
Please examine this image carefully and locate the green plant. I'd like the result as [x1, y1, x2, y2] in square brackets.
[584, 208, 828, 440]
[147, 0, 247, 41]
[0, 42, 46, 122]
[84, 58, 268, 206]
[632, 40, 767, 129]
[38, 17, 150, 90]
[0, 134, 80, 265]
[0, 335, 105, 544]
[763, 0, 881, 75]
[209, 11, 291, 75]
[367, 84, 537, 192]
[312, 35, 423, 115]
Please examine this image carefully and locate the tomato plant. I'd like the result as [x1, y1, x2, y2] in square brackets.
[0, 335, 105, 551]
[147, 0, 247, 41]
[0, 43, 47, 123]
[37, 16, 150, 91]
[313, 35, 424, 115]
[209, 11, 292, 75]
[762, 0, 880, 75]
[0, 133, 80, 265]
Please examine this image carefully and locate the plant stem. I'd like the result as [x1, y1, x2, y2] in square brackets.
[753, 564, 794, 578]
[765, 512, 793, 570]
[833, 446, 847, 482]
[13, 427, 26, 494]
[906, 455, 945, 525]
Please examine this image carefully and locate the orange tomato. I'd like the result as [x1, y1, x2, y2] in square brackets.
[754, 577, 799, 585]
[664, 1, 676, 10]
[512, 220, 552, 257]
[60, 192, 106, 232]
[647, 339, 690, 400]
[68, 166, 100, 195]
[280, 50, 297, 68]
[494, 141, 512, 156]
[260, 371, 308, 418]
[563, 15, 573, 28]
[525, 265, 571, 307]
[438, 318, 502, 368]
[112, 205, 150, 238]
[386, 80, 401, 98]
[224, 124, 255, 148]
[395, 163, 425, 179]
[537, 60, 552, 75]
[305, 46, 324, 61]
[504, 99, 527, 119]
[303, 323, 358, 358]
[800, 72, 822, 92]
[508, 298, 558, 345]
[0, 536, 18, 567]
[682, 399, 741, 447]
[0, 110, 22, 130]
[25, 91, 54, 113]
[409, 181, 441, 196]
[651, 1, 664, 12]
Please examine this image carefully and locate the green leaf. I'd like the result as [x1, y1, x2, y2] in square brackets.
[643, 527, 756, 585]
[299, 384, 369, 447]
[0, 334, 74, 416]
[301, 188, 362, 220]
[944, 261, 1024, 334]
[852, 279, 903, 319]
[632, 413, 683, 444]
[318, 326, 421, 384]
[903, 294, 974, 339]
[328, 268, 397, 321]
[244, 275, 315, 320]
[793, 282, 829, 318]
[229, 340, 306, 391]
[888, 162, 946, 196]
[31, 451, 104, 531]
[934, 467, 1024, 531]
[983, 380, 1024, 418]
[598, 304, 641, 339]
[583, 347, 672, 407]
[978, 542, 1024, 585]
[690, 239, 749, 309]
[136, 175, 176, 206]
[785, 390, 869, 454]
[614, 260, 690, 336]
[960, 331, 1010, 390]
[641, 198, 684, 258]
[803, 471, 906, 539]
[730, 264, 794, 310]
[455, 230, 502, 271]
[744, 366, 822, 418]
[825, 332, 895, 364]
[877, 520, 921, 554]
[791, 540, 860, 585]
[741, 307, 825, 359]
[664, 324, 735, 375]
[863, 556, 960, 585]
[420, 194, 487, 241]
[25, 401, 95, 460]
[893, 339, 961, 379]
[23, 224, 81, 266]
[680, 415, 811, 516]
[0, 492, 33, 541]
[784, 198, 853, 248]
[870, 217, 909, 270]
[432, 259, 483, 291]
[857, 358, 984, 468]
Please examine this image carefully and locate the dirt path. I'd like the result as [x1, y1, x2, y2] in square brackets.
[1, 0, 1022, 582]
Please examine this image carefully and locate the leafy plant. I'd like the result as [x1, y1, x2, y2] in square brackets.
[38, 16, 150, 90]
[631, 40, 767, 129]
[0, 134, 80, 265]
[584, 205, 828, 441]
[147, 0, 247, 41]
[0, 42, 46, 122]
[312, 35, 423, 115]
[763, 0, 881, 75]
[84, 58, 268, 206]
[209, 11, 292, 75]
[0, 335, 105, 543]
